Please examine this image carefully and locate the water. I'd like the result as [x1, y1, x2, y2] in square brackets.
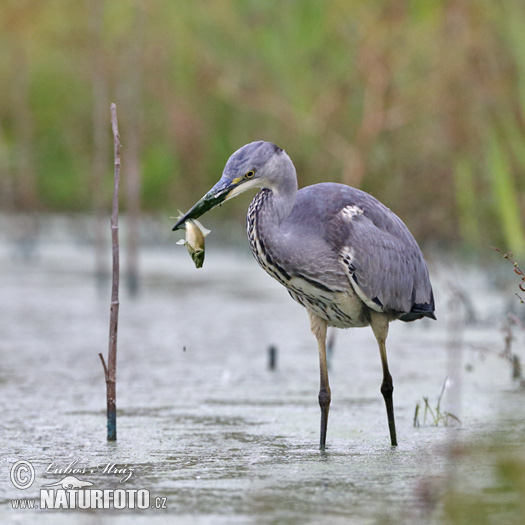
[1, 215, 524, 524]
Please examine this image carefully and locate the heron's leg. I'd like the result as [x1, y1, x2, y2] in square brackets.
[370, 312, 397, 447]
[308, 311, 330, 451]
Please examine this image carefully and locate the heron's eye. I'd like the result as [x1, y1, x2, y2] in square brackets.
[245, 170, 256, 179]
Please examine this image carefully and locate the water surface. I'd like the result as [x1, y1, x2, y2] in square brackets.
[1, 217, 524, 524]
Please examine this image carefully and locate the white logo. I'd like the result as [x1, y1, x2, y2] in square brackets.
[42, 476, 94, 489]
[9, 459, 168, 510]
[10, 461, 35, 490]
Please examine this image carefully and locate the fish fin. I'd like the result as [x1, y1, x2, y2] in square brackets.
[176, 239, 186, 246]
[170, 210, 187, 227]
[191, 219, 211, 237]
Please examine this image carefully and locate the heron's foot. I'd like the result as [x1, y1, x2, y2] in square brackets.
[380, 381, 397, 446]
[388, 421, 398, 447]
[318, 388, 331, 450]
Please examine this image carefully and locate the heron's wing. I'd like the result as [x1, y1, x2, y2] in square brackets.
[337, 216, 421, 311]
[288, 183, 434, 317]
[330, 197, 434, 317]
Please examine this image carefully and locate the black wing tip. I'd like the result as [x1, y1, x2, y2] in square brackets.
[399, 306, 436, 322]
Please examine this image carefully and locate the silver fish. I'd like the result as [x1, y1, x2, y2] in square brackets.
[174, 211, 211, 269]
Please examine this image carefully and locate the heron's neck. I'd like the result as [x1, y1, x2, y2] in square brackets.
[251, 175, 297, 239]
[271, 184, 297, 225]
[247, 159, 298, 269]
[247, 183, 297, 270]
[264, 162, 298, 225]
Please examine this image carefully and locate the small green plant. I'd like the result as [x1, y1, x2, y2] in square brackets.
[413, 377, 461, 427]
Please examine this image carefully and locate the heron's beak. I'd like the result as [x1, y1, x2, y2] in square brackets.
[172, 177, 242, 231]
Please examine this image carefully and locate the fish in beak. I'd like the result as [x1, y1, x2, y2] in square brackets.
[174, 211, 211, 269]
[171, 177, 244, 232]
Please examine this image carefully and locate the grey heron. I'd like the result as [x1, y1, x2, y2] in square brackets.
[173, 141, 435, 450]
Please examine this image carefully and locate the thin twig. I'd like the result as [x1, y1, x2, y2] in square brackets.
[508, 313, 525, 331]
[98, 353, 108, 380]
[492, 247, 525, 303]
[100, 102, 121, 441]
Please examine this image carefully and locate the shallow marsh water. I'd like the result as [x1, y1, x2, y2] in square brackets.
[1, 216, 525, 524]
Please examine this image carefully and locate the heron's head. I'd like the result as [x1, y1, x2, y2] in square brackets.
[172, 141, 294, 231]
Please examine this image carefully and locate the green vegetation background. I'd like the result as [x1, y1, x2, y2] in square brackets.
[1, 0, 524, 252]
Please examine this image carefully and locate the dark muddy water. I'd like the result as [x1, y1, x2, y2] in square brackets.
[1, 216, 524, 524]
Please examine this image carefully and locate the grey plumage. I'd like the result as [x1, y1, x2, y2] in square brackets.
[248, 180, 434, 326]
[173, 140, 435, 450]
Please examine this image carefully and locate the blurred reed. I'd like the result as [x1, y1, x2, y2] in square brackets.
[0, 0, 523, 252]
